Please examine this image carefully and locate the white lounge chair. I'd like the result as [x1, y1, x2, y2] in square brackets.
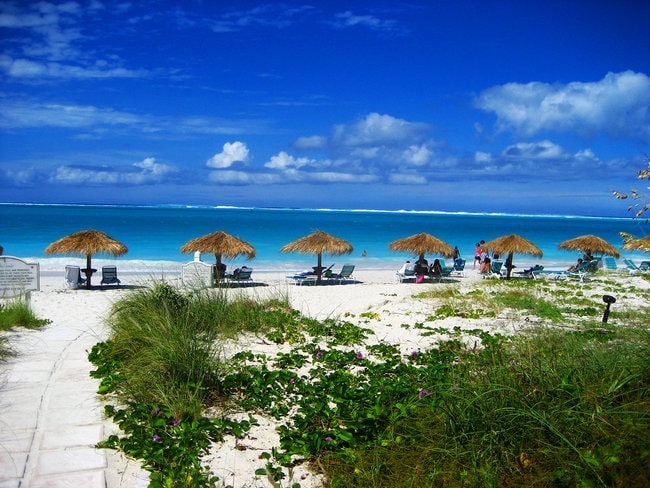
[225, 266, 253, 285]
[397, 263, 416, 282]
[65, 265, 85, 289]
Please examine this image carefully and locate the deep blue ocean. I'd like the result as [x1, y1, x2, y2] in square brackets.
[1, 203, 648, 274]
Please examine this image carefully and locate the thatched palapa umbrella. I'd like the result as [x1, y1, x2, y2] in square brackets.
[559, 234, 621, 259]
[281, 230, 353, 284]
[388, 233, 455, 262]
[45, 229, 128, 288]
[620, 232, 650, 253]
[181, 231, 256, 280]
[481, 234, 543, 279]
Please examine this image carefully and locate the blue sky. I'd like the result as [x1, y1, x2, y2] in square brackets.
[1, 0, 649, 216]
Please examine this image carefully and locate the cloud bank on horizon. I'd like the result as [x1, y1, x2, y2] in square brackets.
[1, 1, 649, 217]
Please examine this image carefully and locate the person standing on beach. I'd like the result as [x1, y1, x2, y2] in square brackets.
[473, 242, 481, 269]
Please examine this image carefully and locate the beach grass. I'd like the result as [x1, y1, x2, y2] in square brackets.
[90, 277, 650, 487]
[0, 298, 51, 361]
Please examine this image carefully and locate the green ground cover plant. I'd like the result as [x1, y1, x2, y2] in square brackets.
[90, 279, 650, 487]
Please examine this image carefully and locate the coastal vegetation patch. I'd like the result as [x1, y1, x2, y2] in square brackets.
[90, 278, 650, 487]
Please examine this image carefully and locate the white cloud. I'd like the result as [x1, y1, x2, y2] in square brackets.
[476, 71, 650, 140]
[402, 144, 432, 166]
[501, 141, 567, 160]
[206, 141, 250, 168]
[133, 157, 176, 177]
[332, 112, 430, 147]
[475, 151, 492, 163]
[0, 2, 146, 80]
[389, 173, 427, 184]
[208, 170, 282, 185]
[0, 57, 146, 79]
[52, 157, 176, 185]
[293, 135, 327, 150]
[264, 151, 317, 170]
[332, 10, 404, 35]
[0, 100, 142, 129]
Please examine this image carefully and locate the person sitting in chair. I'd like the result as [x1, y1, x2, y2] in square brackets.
[567, 258, 583, 271]
[480, 256, 491, 274]
[429, 259, 443, 276]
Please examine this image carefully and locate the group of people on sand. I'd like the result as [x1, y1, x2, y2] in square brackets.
[474, 240, 497, 274]
[474, 240, 516, 275]
[399, 245, 463, 283]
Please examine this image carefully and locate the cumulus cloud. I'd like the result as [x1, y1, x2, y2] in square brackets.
[475, 71, 650, 140]
[203, 113, 440, 187]
[402, 144, 432, 166]
[332, 112, 430, 147]
[52, 157, 176, 185]
[206, 142, 250, 168]
[264, 151, 317, 170]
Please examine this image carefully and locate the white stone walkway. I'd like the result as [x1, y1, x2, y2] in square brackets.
[0, 286, 147, 488]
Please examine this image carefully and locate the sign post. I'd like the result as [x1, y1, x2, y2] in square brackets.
[0, 256, 40, 298]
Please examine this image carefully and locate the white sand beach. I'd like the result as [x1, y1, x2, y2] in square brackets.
[1, 266, 648, 487]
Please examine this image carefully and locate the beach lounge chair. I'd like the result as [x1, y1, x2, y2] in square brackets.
[397, 263, 416, 282]
[514, 264, 544, 279]
[536, 260, 598, 283]
[65, 265, 85, 289]
[451, 259, 466, 277]
[430, 261, 453, 282]
[100, 266, 121, 286]
[225, 266, 253, 285]
[482, 260, 503, 279]
[327, 264, 355, 284]
[604, 257, 617, 271]
[622, 258, 647, 275]
[287, 264, 335, 285]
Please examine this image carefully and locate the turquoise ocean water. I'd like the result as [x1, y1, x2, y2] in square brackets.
[1, 204, 648, 274]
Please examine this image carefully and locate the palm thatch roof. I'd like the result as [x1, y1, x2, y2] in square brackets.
[620, 232, 650, 253]
[181, 231, 256, 268]
[558, 234, 621, 258]
[388, 233, 455, 259]
[45, 229, 128, 288]
[281, 231, 353, 284]
[481, 234, 543, 279]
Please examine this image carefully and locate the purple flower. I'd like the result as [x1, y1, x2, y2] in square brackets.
[151, 408, 164, 417]
[324, 436, 333, 442]
[316, 352, 323, 359]
[600, 329, 607, 334]
[170, 419, 180, 426]
[152, 435, 161, 442]
[356, 352, 363, 359]
[419, 389, 431, 398]
[289, 378, 295, 384]
[411, 351, 417, 356]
